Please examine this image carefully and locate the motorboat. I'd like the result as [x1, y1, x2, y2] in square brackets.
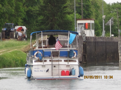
[25, 30, 84, 80]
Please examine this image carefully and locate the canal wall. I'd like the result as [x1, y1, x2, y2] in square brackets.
[78, 37, 119, 65]
[118, 37, 121, 69]
[78, 36, 83, 64]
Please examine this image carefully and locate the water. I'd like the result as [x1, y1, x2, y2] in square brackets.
[0, 66, 121, 90]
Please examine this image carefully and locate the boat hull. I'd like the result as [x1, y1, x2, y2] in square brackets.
[32, 76, 78, 80]
[25, 63, 80, 80]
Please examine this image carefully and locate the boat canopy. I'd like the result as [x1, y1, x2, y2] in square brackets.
[30, 30, 78, 49]
[30, 30, 78, 36]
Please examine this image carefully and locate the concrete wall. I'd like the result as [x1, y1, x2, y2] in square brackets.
[77, 36, 83, 64]
[118, 37, 121, 69]
[80, 37, 119, 65]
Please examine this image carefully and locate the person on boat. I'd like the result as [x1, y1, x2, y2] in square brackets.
[48, 35, 56, 45]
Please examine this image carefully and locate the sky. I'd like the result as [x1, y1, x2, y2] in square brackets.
[104, 0, 121, 4]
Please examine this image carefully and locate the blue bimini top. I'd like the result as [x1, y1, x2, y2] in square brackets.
[30, 30, 78, 36]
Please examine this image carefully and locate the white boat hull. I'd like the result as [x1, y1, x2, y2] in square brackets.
[33, 76, 78, 80]
[26, 64, 79, 80]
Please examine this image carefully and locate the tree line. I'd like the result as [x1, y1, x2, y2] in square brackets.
[0, 0, 121, 37]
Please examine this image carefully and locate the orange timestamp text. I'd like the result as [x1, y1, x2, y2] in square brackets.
[84, 75, 113, 79]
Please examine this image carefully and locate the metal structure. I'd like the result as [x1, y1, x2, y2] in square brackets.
[105, 17, 114, 37]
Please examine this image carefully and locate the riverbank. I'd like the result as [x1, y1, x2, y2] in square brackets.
[0, 39, 30, 68]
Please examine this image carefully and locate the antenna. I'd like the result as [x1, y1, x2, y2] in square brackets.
[81, 0, 83, 19]
[74, 0, 76, 31]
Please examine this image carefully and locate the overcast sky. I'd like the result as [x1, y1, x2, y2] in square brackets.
[104, 0, 121, 4]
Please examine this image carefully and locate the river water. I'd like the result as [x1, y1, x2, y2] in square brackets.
[0, 65, 121, 90]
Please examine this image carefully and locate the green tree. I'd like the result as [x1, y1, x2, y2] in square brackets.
[0, 0, 25, 31]
[38, 0, 73, 30]
[0, 0, 13, 30]
[105, 3, 121, 36]
[23, 0, 41, 35]
[90, 0, 102, 36]
[14, 0, 25, 25]
[76, 0, 92, 19]
[95, 20, 101, 36]
[83, 0, 92, 19]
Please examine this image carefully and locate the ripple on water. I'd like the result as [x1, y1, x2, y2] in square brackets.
[0, 66, 121, 90]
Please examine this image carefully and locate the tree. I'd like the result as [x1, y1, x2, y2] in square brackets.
[76, 0, 92, 19]
[14, 0, 25, 25]
[0, 0, 120, 37]
[104, 3, 121, 36]
[0, 0, 26, 31]
[95, 20, 101, 36]
[0, 0, 14, 30]
[23, 0, 41, 35]
[83, 0, 92, 19]
[38, 0, 73, 30]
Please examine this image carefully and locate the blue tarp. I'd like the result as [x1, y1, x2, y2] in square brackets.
[69, 33, 76, 44]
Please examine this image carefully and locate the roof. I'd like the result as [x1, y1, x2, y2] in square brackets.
[30, 30, 78, 35]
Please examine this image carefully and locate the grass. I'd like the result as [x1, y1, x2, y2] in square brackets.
[0, 39, 29, 50]
[0, 50, 26, 68]
[0, 39, 30, 68]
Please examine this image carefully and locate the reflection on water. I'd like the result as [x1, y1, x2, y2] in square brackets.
[0, 66, 121, 90]
[0, 77, 8, 80]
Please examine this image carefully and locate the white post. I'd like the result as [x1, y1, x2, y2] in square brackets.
[103, 19, 104, 36]
[68, 31, 70, 51]
[30, 35, 32, 48]
[102, 15, 105, 37]
[41, 31, 43, 48]
[110, 19, 111, 37]
[36, 33, 38, 49]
